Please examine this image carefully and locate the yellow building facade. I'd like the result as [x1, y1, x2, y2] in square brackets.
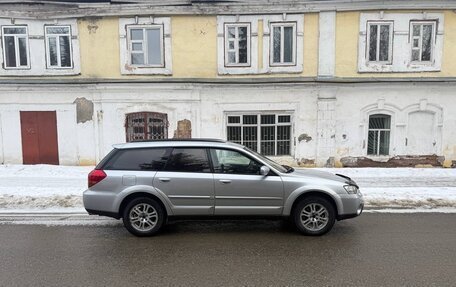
[1, 1, 456, 168]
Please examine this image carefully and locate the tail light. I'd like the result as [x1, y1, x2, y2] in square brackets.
[88, 169, 107, 188]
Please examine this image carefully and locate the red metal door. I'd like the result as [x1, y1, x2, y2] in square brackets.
[20, 111, 59, 165]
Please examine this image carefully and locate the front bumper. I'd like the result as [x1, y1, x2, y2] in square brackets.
[337, 191, 364, 221]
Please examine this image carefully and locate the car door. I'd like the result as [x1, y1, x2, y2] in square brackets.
[209, 148, 284, 215]
[153, 147, 214, 215]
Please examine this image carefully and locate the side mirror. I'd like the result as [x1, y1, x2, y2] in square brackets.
[260, 165, 270, 176]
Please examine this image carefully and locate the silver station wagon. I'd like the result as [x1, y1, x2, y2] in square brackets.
[83, 139, 363, 236]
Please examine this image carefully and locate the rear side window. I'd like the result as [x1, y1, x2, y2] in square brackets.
[163, 148, 211, 173]
[103, 148, 170, 171]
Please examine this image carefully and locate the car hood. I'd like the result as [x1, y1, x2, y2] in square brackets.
[287, 169, 351, 184]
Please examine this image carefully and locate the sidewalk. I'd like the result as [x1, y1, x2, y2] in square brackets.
[1, 164, 455, 213]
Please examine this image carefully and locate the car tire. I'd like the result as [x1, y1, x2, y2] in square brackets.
[122, 197, 165, 237]
[293, 196, 336, 236]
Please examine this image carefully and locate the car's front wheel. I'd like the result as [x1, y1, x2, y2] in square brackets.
[122, 197, 165, 237]
[293, 196, 336, 236]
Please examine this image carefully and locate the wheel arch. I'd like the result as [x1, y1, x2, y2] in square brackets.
[284, 189, 341, 217]
[119, 192, 170, 219]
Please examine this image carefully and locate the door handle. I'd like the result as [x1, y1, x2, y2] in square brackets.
[158, 178, 171, 183]
[219, 179, 231, 184]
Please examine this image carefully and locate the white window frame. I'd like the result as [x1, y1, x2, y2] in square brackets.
[270, 22, 297, 67]
[410, 21, 436, 64]
[367, 114, 391, 156]
[358, 12, 443, 73]
[1, 25, 30, 69]
[119, 17, 171, 75]
[44, 25, 73, 69]
[366, 21, 393, 64]
[127, 24, 164, 68]
[224, 23, 251, 67]
[226, 113, 293, 156]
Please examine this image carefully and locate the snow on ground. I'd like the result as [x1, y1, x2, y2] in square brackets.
[0, 164, 455, 213]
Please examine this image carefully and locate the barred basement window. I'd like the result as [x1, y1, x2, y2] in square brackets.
[367, 114, 391, 156]
[125, 112, 168, 142]
[226, 114, 292, 156]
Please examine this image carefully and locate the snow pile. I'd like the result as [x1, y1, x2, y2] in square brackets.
[0, 164, 455, 212]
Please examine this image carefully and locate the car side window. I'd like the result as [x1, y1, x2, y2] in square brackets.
[103, 148, 171, 171]
[209, 148, 262, 175]
[163, 148, 211, 173]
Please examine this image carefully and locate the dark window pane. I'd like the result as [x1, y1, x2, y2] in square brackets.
[147, 28, 162, 65]
[367, 130, 378, 155]
[4, 27, 26, 34]
[46, 27, 69, 34]
[59, 36, 71, 67]
[104, 148, 170, 171]
[243, 115, 257, 125]
[48, 37, 58, 66]
[273, 26, 281, 63]
[283, 26, 293, 63]
[413, 25, 420, 37]
[261, 126, 275, 156]
[261, 115, 275, 124]
[228, 116, 240, 124]
[227, 27, 235, 39]
[4, 36, 16, 67]
[421, 24, 432, 61]
[278, 115, 291, 123]
[164, 148, 210, 173]
[227, 126, 241, 143]
[412, 50, 420, 61]
[238, 26, 248, 64]
[18, 37, 27, 66]
[369, 114, 391, 129]
[369, 24, 378, 61]
[379, 131, 390, 155]
[243, 126, 257, 151]
[210, 149, 261, 175]
[379, 25, 390, 61]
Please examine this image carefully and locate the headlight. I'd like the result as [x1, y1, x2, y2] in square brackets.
[344, 185, 358, 194]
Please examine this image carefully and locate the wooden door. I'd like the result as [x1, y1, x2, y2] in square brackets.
[20, 111, 59, 165]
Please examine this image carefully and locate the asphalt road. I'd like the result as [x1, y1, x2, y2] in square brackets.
[0, 213, 455, 286]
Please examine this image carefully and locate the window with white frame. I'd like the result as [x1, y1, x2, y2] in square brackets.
[366, 22, 393, 64]
[367, 114, 391, 156]
[224, 23, 250, 66]
[410, 21, 436, 63]
[270, 22, 296, 66]
[45, 26, 72, 68]
[226, 114, 292, 156]
[127, 25, 164, 67]
[1, 26, 29, 69]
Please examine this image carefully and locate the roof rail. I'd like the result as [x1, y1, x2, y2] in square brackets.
[136, 138, 227, 143]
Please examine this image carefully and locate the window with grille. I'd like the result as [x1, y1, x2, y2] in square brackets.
[366, 21, 393, 64]
[125, 112, 168, 142]
[367, 114, 391, 156]
[226, 114, 292, 156]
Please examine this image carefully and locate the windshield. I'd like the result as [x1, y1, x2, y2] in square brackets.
[244, 147, 288, 173]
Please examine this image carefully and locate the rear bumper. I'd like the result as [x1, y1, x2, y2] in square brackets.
[85, 208, 120, 219]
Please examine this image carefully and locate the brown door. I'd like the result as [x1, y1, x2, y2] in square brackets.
[20, 111, 59, 165]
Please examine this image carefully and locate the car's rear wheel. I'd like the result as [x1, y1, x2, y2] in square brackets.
[122, 197, 165, 237]
[293, 196, 336, 236]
